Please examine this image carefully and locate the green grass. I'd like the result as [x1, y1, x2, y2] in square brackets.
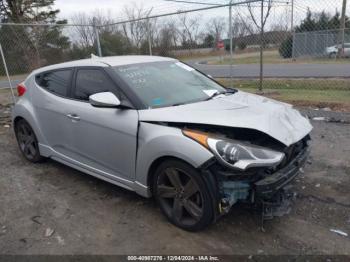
[240, 88, 350, 103]
[217, 78, 350, 110]
[219, 78, 350, 90]
[1, 77, 349, 110]
[209, 50, 350, 65]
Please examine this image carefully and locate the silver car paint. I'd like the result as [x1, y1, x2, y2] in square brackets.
[135, 122, 214, 195]
[12, 56, 312, 199]
[139, 91, 313, 147]
[13, 74, 213, 198]
[30, 55, 175, 76]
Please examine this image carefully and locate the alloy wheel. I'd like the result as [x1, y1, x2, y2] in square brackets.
[16, 121, 38, 160]
[156, 167, 204, 227]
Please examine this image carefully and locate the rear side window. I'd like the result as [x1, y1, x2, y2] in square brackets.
[36, 70, 72, 97]
[74, 69, 117, 101]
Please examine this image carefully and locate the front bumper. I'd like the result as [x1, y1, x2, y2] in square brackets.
[210, 145, 310, 217]
[254, 147, 310, 198]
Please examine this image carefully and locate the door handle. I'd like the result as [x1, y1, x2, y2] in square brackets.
[66, 114, 80, 121]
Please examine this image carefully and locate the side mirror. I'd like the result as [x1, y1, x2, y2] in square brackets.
[89, 92, 121, 108]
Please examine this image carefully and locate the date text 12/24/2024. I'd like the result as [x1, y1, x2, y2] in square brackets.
[127, 256, 220, 261]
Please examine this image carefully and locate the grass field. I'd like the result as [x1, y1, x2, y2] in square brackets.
[1, 78, 349, 111]
[217, 78, 350, 111]
[207, 50, 350, 65]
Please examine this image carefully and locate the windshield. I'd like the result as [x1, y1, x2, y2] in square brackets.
[113, 61, 227, 108]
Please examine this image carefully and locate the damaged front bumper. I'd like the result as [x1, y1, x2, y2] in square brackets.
[254, 147, 309, 198]
[207, 146, 310, 219]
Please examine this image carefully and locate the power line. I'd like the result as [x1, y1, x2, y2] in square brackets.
[163, 0, 290, 7]
[163, 0, 222, 6]
[107, 0, 262, 26]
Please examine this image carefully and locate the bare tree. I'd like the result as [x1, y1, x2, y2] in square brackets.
[270, 7, 290, 32]
[231, 16, 255, 38]
[71, 11, 119, 51]
[206, 17, 226, 46]
[122, 3, 150, 49]
[177, 13, 200, 49]
[154, 20, 178, 49]
[246, 0, 273, 91]
[247, 0, 273, 32]
[71, 13, 95, 49]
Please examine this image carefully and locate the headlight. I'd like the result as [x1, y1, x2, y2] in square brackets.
[207, 138, 285, 170]
[183, 129, 285, 171]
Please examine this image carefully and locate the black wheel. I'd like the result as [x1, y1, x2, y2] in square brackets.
[15, 119, 44, 163]
[153, 159, 215, 231]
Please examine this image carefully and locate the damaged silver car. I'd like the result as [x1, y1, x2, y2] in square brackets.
[12, 56, 312, 231]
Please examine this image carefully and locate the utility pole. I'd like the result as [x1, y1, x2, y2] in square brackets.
[0, 44, 16, 104]
[340, 0, 347, 57]
[93, 17, 102, 57]
[291, 0, 294, 31]
[259, 0, 264, 92]
[229, 0, 233, 88]
[291, 0, 295, 60]
[147, 8, 153, 56]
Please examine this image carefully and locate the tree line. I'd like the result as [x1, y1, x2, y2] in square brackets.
[279, 9, 350, 58]
[0, 0, 349, 75]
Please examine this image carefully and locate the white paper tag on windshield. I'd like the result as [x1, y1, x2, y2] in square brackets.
[175, 62, 195, 71]
[203, 89, 218, 97]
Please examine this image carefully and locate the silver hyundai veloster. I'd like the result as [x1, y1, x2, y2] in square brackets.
[12, 56, 312, 231]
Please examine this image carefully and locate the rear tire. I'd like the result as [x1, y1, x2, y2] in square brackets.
[153, 159, 214, 231]
[14, 119, 44, 163]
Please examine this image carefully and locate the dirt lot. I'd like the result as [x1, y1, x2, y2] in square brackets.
[0, 92, 350, 255]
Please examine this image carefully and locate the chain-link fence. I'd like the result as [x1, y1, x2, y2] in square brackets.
[293, 28, 350, 58]
[0, 0, 350, 111]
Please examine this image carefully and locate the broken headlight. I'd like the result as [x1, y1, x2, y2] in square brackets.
[183, 129, 285, 171]
[207, 138, 285, 170]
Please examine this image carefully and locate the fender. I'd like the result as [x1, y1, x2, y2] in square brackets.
[12, 97, 50, 157]
[135, 122, 214, 197]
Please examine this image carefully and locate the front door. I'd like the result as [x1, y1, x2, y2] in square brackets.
[67, 68, 138, 181]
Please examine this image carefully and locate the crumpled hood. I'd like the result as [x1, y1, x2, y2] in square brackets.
[139, 91, 313, 146]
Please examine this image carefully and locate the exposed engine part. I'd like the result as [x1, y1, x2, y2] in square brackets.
[220, 181, 250, 214]
[259, 185, 297, 230]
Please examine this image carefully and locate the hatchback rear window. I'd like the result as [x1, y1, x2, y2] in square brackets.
[36, 70, 72, 97]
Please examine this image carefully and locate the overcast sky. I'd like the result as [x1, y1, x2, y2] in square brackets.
[53, 0, 349, 26]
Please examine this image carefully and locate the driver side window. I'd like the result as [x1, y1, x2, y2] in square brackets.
[74, 69, 117, 101]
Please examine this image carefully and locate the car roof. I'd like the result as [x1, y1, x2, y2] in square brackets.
[32, 55, 177, 74]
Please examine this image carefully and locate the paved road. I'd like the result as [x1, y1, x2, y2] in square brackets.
[0, 79, 21, 89]
[1, 63, 349, 89]
[189, 62, 350, 78]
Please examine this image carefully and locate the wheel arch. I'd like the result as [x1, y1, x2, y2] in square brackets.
[134, 122, 214, 198]
[13, 116, 25, 128]
[147, 155, 195, 196]
[12, 102, 48, 149]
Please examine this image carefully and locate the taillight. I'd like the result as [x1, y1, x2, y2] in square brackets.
[17, 83, 26, 97]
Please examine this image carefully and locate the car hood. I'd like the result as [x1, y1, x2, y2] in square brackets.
[139, 91, 313, 146]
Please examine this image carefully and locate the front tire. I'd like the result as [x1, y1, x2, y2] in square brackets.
[14, 119, 44, 163]
[153, 159, 215, 231]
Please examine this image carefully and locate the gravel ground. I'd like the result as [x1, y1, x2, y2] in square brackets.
[0, 95, 350, 255]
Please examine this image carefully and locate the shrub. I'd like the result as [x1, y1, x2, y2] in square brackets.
[238, 42, 247, 50]
[225, 42, 236, 52]
[279, 36, 293, 58]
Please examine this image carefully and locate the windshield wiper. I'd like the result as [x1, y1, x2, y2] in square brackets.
[205, 89, 236, 101]
[171, 102, 186, 106]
